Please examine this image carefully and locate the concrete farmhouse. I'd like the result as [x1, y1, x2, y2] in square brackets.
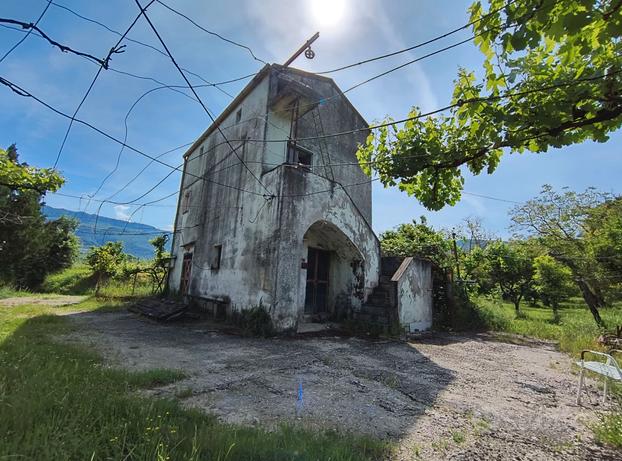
[167, 64, 432, 333]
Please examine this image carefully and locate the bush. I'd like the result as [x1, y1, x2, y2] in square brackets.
[233, 304, 275, 337]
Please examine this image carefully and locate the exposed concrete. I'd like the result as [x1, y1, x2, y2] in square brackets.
[167, 65, 380, 331]
[392, 258, 433, 332]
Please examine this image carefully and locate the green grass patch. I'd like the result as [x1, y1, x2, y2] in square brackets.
[0, 300, 389, 460]
[40, 264, 95, 295]
[595, 412, 622, 447]
[0, 284, 33, 299]
[473, 297, 622, 356]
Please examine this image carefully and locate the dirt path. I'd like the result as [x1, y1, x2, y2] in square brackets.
[62, 310, 620, 460]
[0, 295, 87, 307]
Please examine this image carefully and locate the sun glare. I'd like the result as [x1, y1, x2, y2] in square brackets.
[309, 0, 347, 27]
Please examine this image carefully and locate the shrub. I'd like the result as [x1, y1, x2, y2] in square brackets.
[233, 303, 275, 337]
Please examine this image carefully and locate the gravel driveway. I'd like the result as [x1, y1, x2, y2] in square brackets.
[62, 309, 621, 460]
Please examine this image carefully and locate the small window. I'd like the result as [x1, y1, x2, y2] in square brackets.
[200, 145, 204, 156]
[235, 109, 242, 123]
[287, 142, 313, 168]
[297, 149, 312, 167]
[182, 190, 191, 214]
[211, 244, 222, 270]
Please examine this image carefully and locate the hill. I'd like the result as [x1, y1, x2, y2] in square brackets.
[43, 206, 170, 259]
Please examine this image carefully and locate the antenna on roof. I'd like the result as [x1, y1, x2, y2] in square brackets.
[283, 32, 320, 67]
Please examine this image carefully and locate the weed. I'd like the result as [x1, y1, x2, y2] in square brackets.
[383, 374, 401, 389]
[232, 303, 275, 337]
[451, 431, 466, 444]
[431, 438, 450, 452]
[175, 387, 194, 399]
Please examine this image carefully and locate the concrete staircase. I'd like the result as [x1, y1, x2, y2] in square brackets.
[354, 257, 404, 327]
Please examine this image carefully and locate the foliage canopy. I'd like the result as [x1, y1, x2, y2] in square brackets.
[358, 0, 622, 210]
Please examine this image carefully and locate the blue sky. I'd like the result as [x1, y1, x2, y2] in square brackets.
[1, 0, 620, 237]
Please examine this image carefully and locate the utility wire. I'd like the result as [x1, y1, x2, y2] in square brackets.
[220, 69, 622, 144]
[155, 0, 267, 64]
[53, 0, 157, 168]
[0, 1, 51, 64]
[316, 0, 520, 74]
[0, 75, 266, 197]
[49, 0, 260, 87]
[0, 16, 115, 67]
[0, 22, 256, 90]
[133, 0, 275, 199]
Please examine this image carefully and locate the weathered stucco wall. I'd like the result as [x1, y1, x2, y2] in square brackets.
[168, 65, 380, 332]
[168, 73, 280, 311]
[395, 258, 433, 332]
[273, 166, 380, 330]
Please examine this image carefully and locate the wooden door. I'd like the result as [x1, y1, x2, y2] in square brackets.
[305, 247, 330, 314]
[180, 252, 192, 296]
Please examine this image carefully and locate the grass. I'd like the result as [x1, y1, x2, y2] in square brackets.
[474, 296, 622, 356]
[0, 296, 389, 460]
[0, 284, 33, 299]
[40, 264, 154, 298]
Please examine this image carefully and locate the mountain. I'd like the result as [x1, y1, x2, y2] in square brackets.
[43, 206, 171, 259]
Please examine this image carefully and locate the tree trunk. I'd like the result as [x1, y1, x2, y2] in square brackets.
[513, 299, 521, 313]
[576, 279, 605, 328]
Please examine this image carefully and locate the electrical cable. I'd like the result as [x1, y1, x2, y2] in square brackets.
[133, 0, 275, 199]
[0, 0, 51, 64]
[53, 0, 158, 168]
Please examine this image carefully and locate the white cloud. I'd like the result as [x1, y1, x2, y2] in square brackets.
[113, 204, 131, 221]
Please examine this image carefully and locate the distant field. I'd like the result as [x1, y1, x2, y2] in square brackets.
[475, 297, 622, 356]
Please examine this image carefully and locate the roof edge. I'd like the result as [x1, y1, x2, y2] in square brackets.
[182, 64, 370, 160]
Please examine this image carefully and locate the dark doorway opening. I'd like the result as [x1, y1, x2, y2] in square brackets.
[305, 247, 330, 315]
[180, 252, 193, 296]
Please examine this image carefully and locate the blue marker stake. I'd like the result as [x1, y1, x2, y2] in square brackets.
[295, 379, 304, 417]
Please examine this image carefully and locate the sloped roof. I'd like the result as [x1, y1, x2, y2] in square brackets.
[182, 64, 369, 159]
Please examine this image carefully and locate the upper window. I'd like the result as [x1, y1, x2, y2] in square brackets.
[182, 190, 191, 214]
[211, 244, 222, 270]
[287, 142, 313, 169]
[235, 109, 242, 123]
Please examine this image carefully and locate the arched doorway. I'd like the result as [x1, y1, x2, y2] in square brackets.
[302, 221, 365, 320]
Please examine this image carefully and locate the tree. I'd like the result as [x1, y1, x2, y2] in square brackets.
[0, 145, 75, 288]
[147, 234, 170, 293]
[379, 217, 454, 269]
[533, 254, 575, 321]
[86, 242, 126, 293]
[358, 0, 622, 210]
[586, 197, 622, 290]
[480, 240, 535, 313]
[0, 145, 63, 192]
[511, 186, 620, 327]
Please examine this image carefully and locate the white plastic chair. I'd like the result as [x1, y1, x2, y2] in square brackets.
[576, 349, 622, 405]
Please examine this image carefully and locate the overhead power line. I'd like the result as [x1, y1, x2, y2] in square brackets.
[0, 75, 266, 197]
[133, 0, 275, 199]
[317, 0, 520, 75]
[0, 17, 124, 68]
[53, 0, 157, 168]
[48, 0, 261, 88]
[155, 0, 267, 64]
[0, 1, 51, 64]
